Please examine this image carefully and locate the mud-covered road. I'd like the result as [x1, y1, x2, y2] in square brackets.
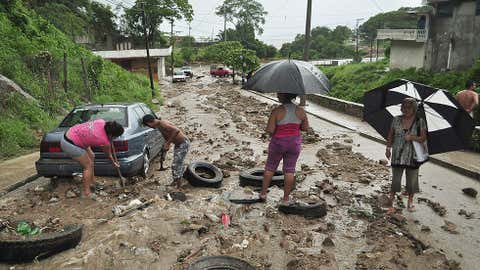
[0, 68, 477, 269]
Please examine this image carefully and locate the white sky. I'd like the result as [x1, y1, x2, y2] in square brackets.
[99, 0, 422, 48]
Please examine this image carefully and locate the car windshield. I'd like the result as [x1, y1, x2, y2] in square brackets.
[182, 66, 191, 70]
[59, 107, 128, 127]
[174, 71, 184, 75]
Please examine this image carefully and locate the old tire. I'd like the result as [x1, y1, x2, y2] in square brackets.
[278, 201, 327, 218]
[239, 168, 284, 187]
[185, 161, 223, 188]
[0, 224, 83, 263]
[188, 256, 255, 270]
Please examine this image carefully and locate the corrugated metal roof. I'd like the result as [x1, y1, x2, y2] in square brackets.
[93, 47, 172, 59]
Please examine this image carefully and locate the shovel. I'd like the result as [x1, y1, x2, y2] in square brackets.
[158, 148, 168, 171]
[111, 142, 126, 187]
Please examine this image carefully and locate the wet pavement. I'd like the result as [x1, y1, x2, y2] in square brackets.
[0, 67, 478, 269]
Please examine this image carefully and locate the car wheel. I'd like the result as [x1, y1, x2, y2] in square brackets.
[278, 201, 327, 218]
[184, 161, 223, 188]
[239, 168, 284, 187]
[188, 256, 255, 270]
[0, 224, 83, 263]
[140, 151, 150, 178]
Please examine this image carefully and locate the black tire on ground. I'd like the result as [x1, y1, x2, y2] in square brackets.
[0, 224, 83, 263]
[185, 161, 223, 188]
[239, 168, 284, 187]
[188, 256, 256, 270]
[278, 201, 327, 218]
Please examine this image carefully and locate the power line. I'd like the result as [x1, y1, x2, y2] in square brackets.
[370, 0, 384, 12]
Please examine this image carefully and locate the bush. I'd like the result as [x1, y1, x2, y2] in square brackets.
[0, 1, 159, 159]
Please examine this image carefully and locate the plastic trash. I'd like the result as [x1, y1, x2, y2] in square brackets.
[221, 213, 230, 229]
[16, 221, 40, 236]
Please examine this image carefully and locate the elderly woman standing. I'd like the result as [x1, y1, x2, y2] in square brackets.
[385, 98, 427, 213]
[259, 93, 309, 203]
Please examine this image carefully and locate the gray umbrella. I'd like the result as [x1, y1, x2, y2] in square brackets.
[242, 59, 330, 95]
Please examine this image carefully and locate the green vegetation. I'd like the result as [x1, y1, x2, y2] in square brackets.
[215, 0, 276, 59]
[280, 26, 355, 60]
[0, 0, 157, 159]
[321, 60, 480, 149]
[124, 0, 193, 48]
[196, 41, 260, 76]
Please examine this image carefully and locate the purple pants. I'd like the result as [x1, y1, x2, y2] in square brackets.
[265, 136, 302, 173]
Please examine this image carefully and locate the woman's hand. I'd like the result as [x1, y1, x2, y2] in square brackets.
[404, 133, 414, 141]
[385, 147, 391, 160]
[112, 160, 120, 168]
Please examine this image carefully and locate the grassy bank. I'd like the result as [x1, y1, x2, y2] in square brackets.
[0, 0, 160, 159]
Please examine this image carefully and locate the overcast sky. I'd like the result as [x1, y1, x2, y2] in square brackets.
[100, 0, 422, 48]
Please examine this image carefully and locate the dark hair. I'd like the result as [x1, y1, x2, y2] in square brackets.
[104, 121, 124, 138]
[278, 93, 297, 103]
[466, 79, 475, 89]
[142, 114, 156, 125]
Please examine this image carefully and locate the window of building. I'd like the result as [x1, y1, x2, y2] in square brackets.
[437, 2, 453, 17]
[476, 0, 480, 16]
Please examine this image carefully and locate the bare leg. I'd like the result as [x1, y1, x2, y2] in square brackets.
[387, 192, 395, 214]
[407, 193, 415, 211]
[86, 147, 96, 186]
[260, 170, 274, 200]
[72, 153, 94, 197]
[283, 173, 295, 202]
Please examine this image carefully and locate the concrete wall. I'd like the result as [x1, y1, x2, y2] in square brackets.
[426, 1, 480, 71]
[390, 40, 426, 70]
[307, 94, 364, 118]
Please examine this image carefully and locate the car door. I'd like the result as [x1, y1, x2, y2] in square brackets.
[140, 104, 163, 157]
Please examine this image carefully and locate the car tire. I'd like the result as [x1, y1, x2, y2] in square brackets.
[239, 168, 284, 187]
[188, 256, 255, 270]
[140, 151, 150, 178]
[185, 161, 223, 188]
[278, 201, 327, 218]
[0, 224, 83, 263]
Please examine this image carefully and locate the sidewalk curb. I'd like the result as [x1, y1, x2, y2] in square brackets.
[248, 91, 480, 181]
[0, 174, 40, 198]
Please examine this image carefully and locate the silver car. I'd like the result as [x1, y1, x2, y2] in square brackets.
[35, 103, 164, 177]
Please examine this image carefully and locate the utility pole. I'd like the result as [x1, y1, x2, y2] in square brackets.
[355, 18, 364, 62]
[224, 13, 227, 41]
[170, 20, 174, 77]
[141, 2, 155, 97]
[299, 0, 312, 106]
[188, 23, 191, 38]
[302, 0, 312, 61]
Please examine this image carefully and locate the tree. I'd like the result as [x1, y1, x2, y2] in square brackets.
[123, 0, 193, 48]
[215, 0, 267, 35]
[279, 26, 354, 60]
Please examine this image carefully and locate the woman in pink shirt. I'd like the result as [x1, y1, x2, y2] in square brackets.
[60, 119, 124, 198]
[260, 93, 309, 204]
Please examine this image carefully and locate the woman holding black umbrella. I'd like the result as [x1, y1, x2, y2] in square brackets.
[259, 93, 309, 204]
[385, 98, 427, 213]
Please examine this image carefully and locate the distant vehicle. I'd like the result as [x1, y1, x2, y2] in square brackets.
[36, 103, 164, 177]
[181, 66, 193, 77]
[210, 66, 231, 77]
[172, 70, 187, 83]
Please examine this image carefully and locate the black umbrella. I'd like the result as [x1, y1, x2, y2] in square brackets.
[363, 79, 474, 155]
[242, 59, 330, 95]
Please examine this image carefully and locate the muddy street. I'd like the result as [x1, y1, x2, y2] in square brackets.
[0, 67, 478, 270]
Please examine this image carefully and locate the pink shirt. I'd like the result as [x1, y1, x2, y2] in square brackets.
[274, 123, 301, 138]
[68, 119, 110, 148]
